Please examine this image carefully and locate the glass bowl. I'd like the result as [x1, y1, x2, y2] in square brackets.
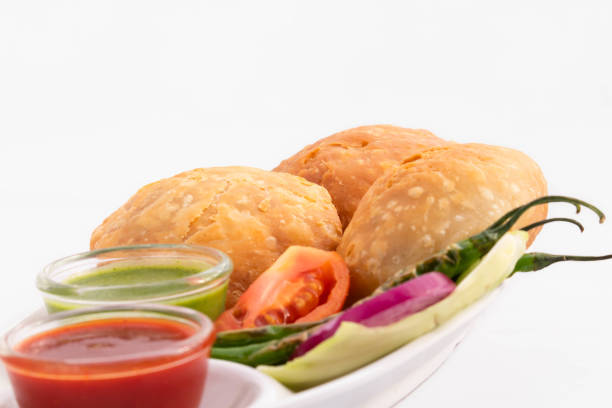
[37, 244, 232, 319]
[0, 304, 215, 408]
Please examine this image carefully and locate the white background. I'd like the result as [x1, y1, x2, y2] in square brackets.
[1, 1, 611, 407]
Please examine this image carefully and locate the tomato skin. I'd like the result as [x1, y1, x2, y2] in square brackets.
[215, 246, 350, 332]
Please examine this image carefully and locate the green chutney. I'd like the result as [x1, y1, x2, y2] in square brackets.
[42, 264, 228, 320]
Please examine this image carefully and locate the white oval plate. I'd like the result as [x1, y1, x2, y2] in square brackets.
[0, 288, 500, 408]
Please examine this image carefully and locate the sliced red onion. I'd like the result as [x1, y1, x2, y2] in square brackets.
[292, 272, 455, 359]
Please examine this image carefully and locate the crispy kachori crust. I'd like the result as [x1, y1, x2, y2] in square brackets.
[274, 125, 450, 229]
[337, 143, 548, 303]
[90, 166, 342, 307]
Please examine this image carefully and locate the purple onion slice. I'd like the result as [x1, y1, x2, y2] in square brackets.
[292, 271, 455, 359]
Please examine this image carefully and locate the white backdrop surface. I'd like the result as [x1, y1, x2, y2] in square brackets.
[1, 1, 611, 407]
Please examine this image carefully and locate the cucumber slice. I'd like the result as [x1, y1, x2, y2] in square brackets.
[258, 231, 528, 390]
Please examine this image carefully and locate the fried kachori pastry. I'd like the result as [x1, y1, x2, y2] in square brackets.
[337, 143, 548, 303]
[90, 166, 343, 307]
[274, 125, 450, 229]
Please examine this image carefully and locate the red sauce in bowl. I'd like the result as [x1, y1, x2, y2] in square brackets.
[2, 310, 214, 408]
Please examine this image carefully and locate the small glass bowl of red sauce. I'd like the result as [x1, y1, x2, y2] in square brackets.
[0, 304, 215, 408]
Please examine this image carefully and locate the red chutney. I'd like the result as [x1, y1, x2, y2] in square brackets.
[3, 318, 214, 408]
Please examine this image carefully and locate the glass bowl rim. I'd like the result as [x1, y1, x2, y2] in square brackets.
[0, 303, 214, 367]
[36, 244, 233, 302]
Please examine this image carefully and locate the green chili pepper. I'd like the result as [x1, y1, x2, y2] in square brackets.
[214, 320, 325, 348]
[377, 196, 604, 290]
[512, 252, 612, 275]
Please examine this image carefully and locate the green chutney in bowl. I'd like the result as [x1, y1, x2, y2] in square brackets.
[36, 244, 232, 319]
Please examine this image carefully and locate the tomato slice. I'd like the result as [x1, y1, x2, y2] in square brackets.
[215, 246, 350, 332]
